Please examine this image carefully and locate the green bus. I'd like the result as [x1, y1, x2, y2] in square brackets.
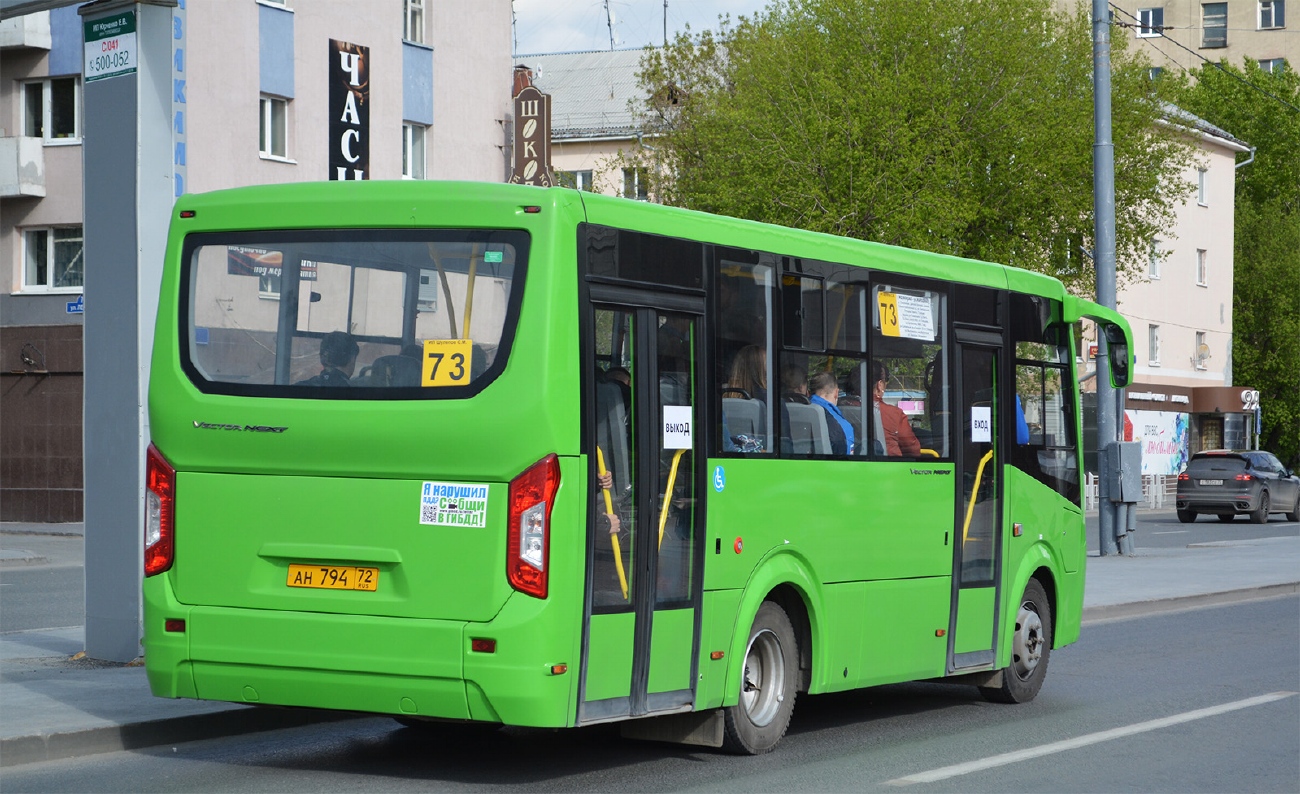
[144, 180, 1132, 754]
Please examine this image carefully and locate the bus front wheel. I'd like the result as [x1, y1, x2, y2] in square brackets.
[980, 578, 1052, 704]
[722, 601, 798, 754]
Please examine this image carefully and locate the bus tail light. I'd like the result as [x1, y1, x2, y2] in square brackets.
[507, 454, 560, 599]
[144, 444, 176, 576]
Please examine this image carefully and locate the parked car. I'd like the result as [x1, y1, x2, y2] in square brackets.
[1176, 450, 1300, 524]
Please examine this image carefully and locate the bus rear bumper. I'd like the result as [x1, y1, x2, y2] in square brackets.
[143, 575, 575, 727]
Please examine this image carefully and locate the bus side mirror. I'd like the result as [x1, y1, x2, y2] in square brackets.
[1103, 323, 1130, 388]
[310, 292, 322, 303]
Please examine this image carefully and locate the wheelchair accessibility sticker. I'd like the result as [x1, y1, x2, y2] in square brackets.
[713, 465, 726, 492]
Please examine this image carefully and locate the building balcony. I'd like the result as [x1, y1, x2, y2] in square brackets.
[0, 11, 52, 50]
[0, 137, 46, 198]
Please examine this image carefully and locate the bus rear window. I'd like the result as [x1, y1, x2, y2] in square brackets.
[180, 230, 527, 398]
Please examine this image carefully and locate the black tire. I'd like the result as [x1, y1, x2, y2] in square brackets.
[1216, 514, 1235, 523]
[1250, 490, 1270, 524]
[1176, 509, 1196, 524]
[1286, 494, 1299, 523]
[722, 601, 798, 754]
[980, 578, 1052, 704]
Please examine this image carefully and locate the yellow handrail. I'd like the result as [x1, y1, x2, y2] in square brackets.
[461, 245, 480, 339]
[657, 449, 687, 550]
[425, 243, 458, 338]
[596, 447, 629, 601]
[919, 448, 940, 458]
[962, 450, 995, 542]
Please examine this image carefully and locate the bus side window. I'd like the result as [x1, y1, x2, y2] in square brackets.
[868, 283, 949, 459]
[1011, 293, 1079, 502]
[715, 251, 775, 455]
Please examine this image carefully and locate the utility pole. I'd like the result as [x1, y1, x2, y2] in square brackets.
[1091, 0, 1131, 555]
[664, 0, 668, 47]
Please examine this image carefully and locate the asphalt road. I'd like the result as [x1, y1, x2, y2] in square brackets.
[1085, 508, 1298, 551]
[3, 596, 1295, 792]
[0, 533, 84, 633]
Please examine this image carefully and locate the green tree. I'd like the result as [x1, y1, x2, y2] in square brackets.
[630, 0, 1196, 295]
[1178, 62, 1300, 465]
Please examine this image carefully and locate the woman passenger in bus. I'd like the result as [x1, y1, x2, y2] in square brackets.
[725, 345, 768, 401]
[873, 361, 921, 456]
[809, 371, 854, 455]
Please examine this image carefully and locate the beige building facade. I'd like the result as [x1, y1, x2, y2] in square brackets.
[1107, 0, 1297, 73]
[1112, 112, 1256, 471]
[1, 0, 512, 521]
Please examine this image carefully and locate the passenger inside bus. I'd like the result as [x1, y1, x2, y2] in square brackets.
[780, 363, 810, 403]
[295, 331, 358, 387]
[725, 345, 767, 401]
[809, 371, 853, 455]
[873, 361, 920, 456]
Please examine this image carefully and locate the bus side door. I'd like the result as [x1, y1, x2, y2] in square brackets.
[580, 294, 704, 723]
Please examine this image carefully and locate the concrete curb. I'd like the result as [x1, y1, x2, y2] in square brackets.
[1082, 582, 1300, 623]
[0, 706, 359, 768]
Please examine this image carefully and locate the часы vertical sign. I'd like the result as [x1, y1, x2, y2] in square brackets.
[329, 39, 369, 180]
[84, 10, 137, 82]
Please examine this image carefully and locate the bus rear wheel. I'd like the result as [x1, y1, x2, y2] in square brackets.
[980, 578, 1052, 704]
[722, 601, 797, 754]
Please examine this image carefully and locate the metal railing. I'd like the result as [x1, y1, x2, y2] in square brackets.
[1084, 472, 1177, 510]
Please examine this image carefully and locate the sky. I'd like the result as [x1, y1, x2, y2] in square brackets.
[512, 0, 769, 55]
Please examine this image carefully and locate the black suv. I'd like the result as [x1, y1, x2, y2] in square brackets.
[1176, 450, 1300, 524]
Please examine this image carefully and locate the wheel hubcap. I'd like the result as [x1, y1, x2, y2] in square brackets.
[1010, 601, 1043, 681]
[740, 628, 785, 727]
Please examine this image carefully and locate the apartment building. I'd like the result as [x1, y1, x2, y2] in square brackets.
[1110, 0, 1297, 74]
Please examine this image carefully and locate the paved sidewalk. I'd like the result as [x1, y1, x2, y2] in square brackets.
[2, 523, 1297, 768]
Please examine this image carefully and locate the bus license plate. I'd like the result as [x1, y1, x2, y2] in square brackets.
[1199, 479, 1223, 486]
[287, 564, 379, 591]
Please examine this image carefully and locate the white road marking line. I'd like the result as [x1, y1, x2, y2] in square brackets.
[885, 691, 1298, 786]
[1152, 530, 1189, 534]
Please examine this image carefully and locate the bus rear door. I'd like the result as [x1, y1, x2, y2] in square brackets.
[580, 292, 703, 723]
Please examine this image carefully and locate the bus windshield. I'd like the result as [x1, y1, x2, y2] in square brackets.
[181, 229, 527, 397]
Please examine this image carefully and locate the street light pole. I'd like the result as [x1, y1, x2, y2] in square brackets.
[1092, 0, 1119, 556]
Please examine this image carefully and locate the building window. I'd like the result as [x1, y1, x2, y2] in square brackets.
[1197, 249, 1208, 285]
[1149, 239, 1162, 279]
[1260, 57, 1289, 72]
[1260, 1, 1286, 29]
[1138, 7, 1165, 36]
[1148, 324, 1161, 366]
[23, 77, 81, 143]
[556, 169, 595, 191]
[1202, 3, 1228, 47]
[1195, 331, 1209, 369]
[259, 95, 289, 159]
[1148, 66, 1164, 79]
[622, 167, 648, 201]
[23, 226, 84, 292]
[402, 123, 427, 179]
[404, 0, 425, 44]
[1197, 167, 1208, 205]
